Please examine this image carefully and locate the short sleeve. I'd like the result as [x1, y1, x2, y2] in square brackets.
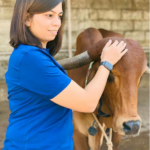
[19, 50, 71, 100]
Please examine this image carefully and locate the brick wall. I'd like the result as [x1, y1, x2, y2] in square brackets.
[0, 0, 149, 80]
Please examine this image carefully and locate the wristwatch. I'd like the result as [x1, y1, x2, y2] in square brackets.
[100, 61, 113, 71]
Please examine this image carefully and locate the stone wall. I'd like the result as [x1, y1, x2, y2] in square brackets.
[62, 0, 149, 49]
[0, 0, 149, 80]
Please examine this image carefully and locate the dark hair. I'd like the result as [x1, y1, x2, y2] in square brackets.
[10, 0, 65, 56]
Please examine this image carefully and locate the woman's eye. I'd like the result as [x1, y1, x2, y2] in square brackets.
[46, 14, 53, 17]
[46, 15, 62, 19]
[59, 16, 63, 19]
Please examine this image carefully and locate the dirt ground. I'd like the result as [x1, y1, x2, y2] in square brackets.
[0, 82, 149, 150]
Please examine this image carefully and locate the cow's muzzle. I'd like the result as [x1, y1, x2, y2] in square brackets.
[123, 120, 141, 135]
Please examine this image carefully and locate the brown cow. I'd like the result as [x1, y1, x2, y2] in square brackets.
[67, 28, 147, 150]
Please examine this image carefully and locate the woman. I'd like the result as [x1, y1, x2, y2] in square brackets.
[3, 0, 128, 149]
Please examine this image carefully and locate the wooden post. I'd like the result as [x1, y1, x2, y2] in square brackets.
[67, 0, 72, 58]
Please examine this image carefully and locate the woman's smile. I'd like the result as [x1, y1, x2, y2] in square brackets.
[48, 30, 58, 35]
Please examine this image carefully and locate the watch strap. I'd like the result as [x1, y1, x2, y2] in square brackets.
[100, 61, 113, 71]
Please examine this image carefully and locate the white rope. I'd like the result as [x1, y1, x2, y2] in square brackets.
[92, 113, 113, 150]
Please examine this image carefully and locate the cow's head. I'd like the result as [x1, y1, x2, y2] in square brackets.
[104, 39, 146, 136]
[87, 38, 147, 136]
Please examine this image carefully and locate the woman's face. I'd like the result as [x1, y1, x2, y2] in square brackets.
[25, 2, 63, 48]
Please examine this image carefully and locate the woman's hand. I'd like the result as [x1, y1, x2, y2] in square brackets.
[101, 40, 128, 65]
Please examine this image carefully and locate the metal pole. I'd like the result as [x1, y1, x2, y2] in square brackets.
[67, 0, 72, 58]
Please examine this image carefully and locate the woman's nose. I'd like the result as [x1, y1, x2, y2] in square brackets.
[52, 16, 61, 26]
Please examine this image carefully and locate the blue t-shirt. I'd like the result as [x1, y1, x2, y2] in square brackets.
[3, 44, 73, 150]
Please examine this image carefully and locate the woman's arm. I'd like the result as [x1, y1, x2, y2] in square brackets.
[51, 65, 109, 112]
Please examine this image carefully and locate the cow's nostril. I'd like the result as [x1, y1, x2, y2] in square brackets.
[123, 120, 141, 135]
[123, 122, 131, 131]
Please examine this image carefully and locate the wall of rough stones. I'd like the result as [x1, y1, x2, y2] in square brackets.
[0, 0, 149, 80]
[63, 0, 149, 49]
